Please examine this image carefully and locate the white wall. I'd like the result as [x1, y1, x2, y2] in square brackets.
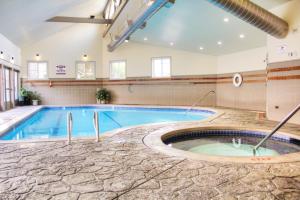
[102, 39, 217, 78]
[217, 47, 267, 74]
[267, 0, 300, 63]
[0, 33, 21, 68]
[21, 24, 103, 79]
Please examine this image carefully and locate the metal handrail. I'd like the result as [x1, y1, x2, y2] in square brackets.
[185, 91, 215, 114]
[253, 103, 300, 155]
[67, 112, 73, 145]
[93, 111, 100, 142]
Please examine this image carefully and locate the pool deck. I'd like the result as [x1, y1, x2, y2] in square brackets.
[0, 106, 300, 200]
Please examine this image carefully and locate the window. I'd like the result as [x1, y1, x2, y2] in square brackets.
[76, 61, 96, 80]
[4, 68, 10, 102]
[28, 61, 48, 80]
[110, 60, 126, 80]
[152, 57, 171, 78]
[14, 71, 19, 100]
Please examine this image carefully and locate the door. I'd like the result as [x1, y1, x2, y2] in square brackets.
[4, 67, 12, 110]
[13, 70, 20, 105]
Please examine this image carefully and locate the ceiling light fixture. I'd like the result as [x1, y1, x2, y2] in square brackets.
[11, 57, 14, 64]
[199, 47, 204, 50]
[83, 54, 88, 61]
[217, 41, 222, 45]
[0, 51, 3, 59]
[36, 53, 40, 60]
[170, 42, 174, 46]
[223, 17, 229, 22]
[239, 34, 245, 39]
[143, 37, 148, 41]
[125, 39, 129, 43]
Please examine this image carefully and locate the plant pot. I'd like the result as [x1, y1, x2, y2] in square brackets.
[32, 100, 39, 106]
[96, 99, 106, 104]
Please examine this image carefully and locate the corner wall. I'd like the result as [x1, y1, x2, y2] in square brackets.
[266, 0, 300, 124]
[0, 33, 21, 68]
[21, 24, 103, 79]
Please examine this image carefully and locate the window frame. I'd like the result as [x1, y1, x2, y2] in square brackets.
[75, 61, 96, 80]
[27, 60, 49, 80]
[109, 60, 127, 80]
[151, 56, 172, 78]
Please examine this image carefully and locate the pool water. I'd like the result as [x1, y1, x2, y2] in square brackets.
[188, 141, 279, 156]
[0, 106, 213, 140]
[165, 130, 300, 157]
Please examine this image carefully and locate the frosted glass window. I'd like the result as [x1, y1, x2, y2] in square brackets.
[28, 61, 48, 79]
[14, 71, 19, 100]
[5, 68, 10, 102]
[110, 60, 126, 80]
[152, 57, 171, 78]
[76, 61, 96, 80]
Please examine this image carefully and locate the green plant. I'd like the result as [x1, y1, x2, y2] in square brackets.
[28, 91, 41, 101]
[96, 88, 111, 102]
[20, 87, 28, 97]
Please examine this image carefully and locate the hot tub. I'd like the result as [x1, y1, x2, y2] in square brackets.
[144, 126, 300, 163]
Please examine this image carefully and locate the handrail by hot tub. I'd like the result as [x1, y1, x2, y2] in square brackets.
[93, 111, 100, 142]
[253, 103, 300, 155]
[185, 91, 215, 114]
[67, 112, 73, 145]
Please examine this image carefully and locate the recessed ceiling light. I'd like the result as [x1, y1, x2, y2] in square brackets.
[217, 41, 222, 45]
[239, 34, 245, 39]
[125, 39, 129, 43]
[223, 17, 229, 22]
[143, 37, 148, 41]
[170, 42, 174, 46]
[199, 47, 204, 50]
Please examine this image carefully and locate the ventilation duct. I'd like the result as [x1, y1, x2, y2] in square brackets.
[206, 0, 289, 38]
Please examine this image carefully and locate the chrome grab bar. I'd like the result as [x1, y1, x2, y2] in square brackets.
[253, 103, 300, 155]
[185, 91, 215, 114]
[93, 111, 100, 142]
[67, 112, 73, 145]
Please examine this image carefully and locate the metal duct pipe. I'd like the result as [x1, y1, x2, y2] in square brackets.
[206, 0, 289, 38]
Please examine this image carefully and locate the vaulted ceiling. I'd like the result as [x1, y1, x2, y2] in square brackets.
[0, 0, 291, 55]
[131, 0, 291, 55]
[0, 0, 107, 47]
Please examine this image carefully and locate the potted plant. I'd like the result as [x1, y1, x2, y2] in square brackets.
[28, 91, 41, 106]
[96, 88, 111, 104]
[19, 88, 28, 105]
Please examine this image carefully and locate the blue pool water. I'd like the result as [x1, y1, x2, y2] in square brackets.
[0, 106, 214, 140]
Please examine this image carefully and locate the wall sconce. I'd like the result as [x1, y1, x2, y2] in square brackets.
[36, 53, 40, 60]
[0, 51, 3, 59]
[83, 54, 88, 61]
[10, 57, 14, 64]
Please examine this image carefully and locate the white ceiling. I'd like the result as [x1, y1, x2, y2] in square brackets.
[0, 0, 290, 55]
[131, 0, 291, 55]
[0, 0, 107, 47]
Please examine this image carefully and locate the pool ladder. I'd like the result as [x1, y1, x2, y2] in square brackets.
[185, 91, 215, 114]
[253, 103, 300, 155]
[66, 111, 100, 144]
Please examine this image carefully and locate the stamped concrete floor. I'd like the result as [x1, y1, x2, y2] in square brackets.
[0, 108, 300, 200]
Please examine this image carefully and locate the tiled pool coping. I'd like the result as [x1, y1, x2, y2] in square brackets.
[0, 104, 222, 142]
[143, 125, 300, 164]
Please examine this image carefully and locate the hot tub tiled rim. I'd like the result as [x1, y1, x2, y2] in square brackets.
[143, 125, 300, 164]
[0, 104, 222, 142]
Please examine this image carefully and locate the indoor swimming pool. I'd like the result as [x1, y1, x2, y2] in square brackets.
[0, 106, 214, 140]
